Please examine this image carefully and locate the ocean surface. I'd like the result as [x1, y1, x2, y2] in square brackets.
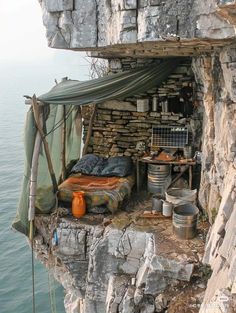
[0, 55, 89, 313]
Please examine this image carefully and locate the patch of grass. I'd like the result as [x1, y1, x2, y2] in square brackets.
[211, 207, 218, 223]
[198, 263, 212, 282]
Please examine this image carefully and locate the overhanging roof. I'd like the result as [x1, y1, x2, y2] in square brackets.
[38, 59, 179, 106]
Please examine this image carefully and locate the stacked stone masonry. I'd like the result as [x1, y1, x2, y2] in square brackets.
[83, 60, 202, 159]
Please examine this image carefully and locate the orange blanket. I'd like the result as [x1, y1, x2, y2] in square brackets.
[59, 175, 122, 191]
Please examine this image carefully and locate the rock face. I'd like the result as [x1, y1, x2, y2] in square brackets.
[35, 1, 236, 312]
[191, 46, 236, 313]
[34, 213, 203, 313]
[39, 0, 236, 55]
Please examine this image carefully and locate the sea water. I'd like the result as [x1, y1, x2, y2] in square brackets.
[0, 57, 89, 313]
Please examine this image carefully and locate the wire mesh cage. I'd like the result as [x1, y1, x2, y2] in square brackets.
[151, 126, 189, 149]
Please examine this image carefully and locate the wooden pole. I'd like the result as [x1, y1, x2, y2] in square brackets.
[61, 105, 66, 181]
[75, 106, 83, 159]
[189, 165, 193, 190]
[28, 130, 42, 225]
[82, 104, 96, 156]
[31, 95, 58, 193]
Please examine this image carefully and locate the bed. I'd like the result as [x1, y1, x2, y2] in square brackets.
[58, 154, 135, 213]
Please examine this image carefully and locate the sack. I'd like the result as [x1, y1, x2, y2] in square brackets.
[165, 188, 197, 206]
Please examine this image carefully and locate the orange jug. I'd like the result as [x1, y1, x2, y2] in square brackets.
[72, 191, 86, 218]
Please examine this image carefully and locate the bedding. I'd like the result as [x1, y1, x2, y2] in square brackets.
[70, 154, 133, 177]
[58, 173, 135, 213]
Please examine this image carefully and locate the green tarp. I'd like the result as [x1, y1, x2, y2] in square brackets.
[12, 105, 82, 235]
[13, 59, 179, 235]
[38, 59, 179, 105]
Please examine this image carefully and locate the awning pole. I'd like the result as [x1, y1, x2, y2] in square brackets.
[61, 105, 66, 181]
[31, 95, 58, 193]
[82, 104, 96, 156]
[28, 109, 42, 313]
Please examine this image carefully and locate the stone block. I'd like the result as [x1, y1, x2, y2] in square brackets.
[100, 100, 136, 111]
[145, 270, 167, 294]
[124, 0, 137, 10]
[57, 228, 86, 257]
[155, 294, 168, 312]
[99, 114, 112, 121]
[138, 0, 148, 8]
[70, 1, 97, 48]
[45, 0, 73, 12]
[149, 255, 194, 281]
[120, 29, 137, 43]
[111, 0, 137, 11]
[136, 262, 150, 287]
[109, 10, 137, 44]
[106, 275, 130, 312]
[150, 0, 163, 5]
[120, 286, 136, 313]
[139, 296, 155, 313]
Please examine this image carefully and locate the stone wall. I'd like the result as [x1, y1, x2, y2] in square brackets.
[83, 60, 202, 159]
[191, 45, 236, 313]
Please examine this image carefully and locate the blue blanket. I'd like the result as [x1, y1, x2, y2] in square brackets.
[71, 154, 133, 177]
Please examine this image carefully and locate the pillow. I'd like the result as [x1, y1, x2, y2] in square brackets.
[101, 156, 133, 177]
[71, 155, 133, 177]
[71, 154, 104, 175]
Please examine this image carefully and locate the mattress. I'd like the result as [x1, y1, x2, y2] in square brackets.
[58, 174, 135, 213]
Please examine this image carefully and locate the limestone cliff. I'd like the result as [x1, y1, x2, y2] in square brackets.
[34, 1, 236, 312]
[39, 0, 236, 56]
[192, 47, 236, 313]
[34, 211, 206, 313]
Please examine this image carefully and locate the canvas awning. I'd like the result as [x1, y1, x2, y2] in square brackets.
[38, 59, 179, 106]
[13, 58, 181, 236]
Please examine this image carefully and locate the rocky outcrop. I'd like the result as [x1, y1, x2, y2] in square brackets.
[191, 46, 236, 313]
[38, 0, 236, 56]
[34, 211, 205, 313]
[34, 2, 236, 312]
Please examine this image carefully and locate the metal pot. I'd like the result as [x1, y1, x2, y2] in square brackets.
[152, 195, 163, 212]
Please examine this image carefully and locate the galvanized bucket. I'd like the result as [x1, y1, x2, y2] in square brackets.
[173, 203, 199, 239]
[148, 164, 171, 194]
[152, 195, 163, 212]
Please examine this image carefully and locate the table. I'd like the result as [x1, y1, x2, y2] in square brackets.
[136, 157, 196, 192]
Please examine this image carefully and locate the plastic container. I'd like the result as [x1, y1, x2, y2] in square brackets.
[152, 95, 158, 111]
[72, 191, 86, 218]
[137, 99, 149, 112]
[183, 146, 192, 159]
[173, 203, 199, 239]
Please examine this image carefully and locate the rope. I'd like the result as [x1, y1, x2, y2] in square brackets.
[30, 222, 36, 313]
[45, 106, 74, 137]
[47, 192, 60, 313]
[48, 270, 57, 313]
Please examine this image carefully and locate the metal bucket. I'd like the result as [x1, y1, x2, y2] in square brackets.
[162, 200, 173, 217]
[148, 164, 171, 194]
[166, 188, 197, 206]
[173, 203, 199, 239]
[152, 195, 163, 212]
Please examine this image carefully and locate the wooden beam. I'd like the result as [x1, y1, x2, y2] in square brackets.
[32, 95, 58, 193]
[82, 104, 96, 156]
